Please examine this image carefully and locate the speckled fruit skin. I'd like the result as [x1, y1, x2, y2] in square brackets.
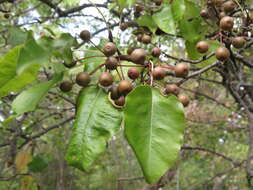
[117, 80, 133, 95]
[103, 42, 117, 57]
[152, 67, 166, 80]
[128, 68, 140, 80]
[76, 72, 91, 87]
[165, 84, 180, 95]
[196, 41, 209, 54]
[105, 56, 118, 70]
[99, 72, 114, 87]
[220, 16, 234, 31]
[178, 94, 190, 107]
[60, 81, 72, 92]
[215, 47, 230, 61]
[130, 49, 147, 64]
[174, 63, 189, 77]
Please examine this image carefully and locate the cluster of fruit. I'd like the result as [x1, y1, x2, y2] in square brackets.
[59, 0, 248, 108]
[59, 28, 191, 107]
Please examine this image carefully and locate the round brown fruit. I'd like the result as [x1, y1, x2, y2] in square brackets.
[151, 47, 161, 57]
[174, 63, 189, 77]
[76, 72, 91, 87]
[196, 41, 209, 54]
[59, 81, 72, 92]
[4, 13, 10, 19]
[103, 42, 117, 57]
[165, 84, 180, 95]
[80, 30, 91, 42]
[137, 34, 143, 42]
[109, 85, 120, 100]
[120, 22, 128, 31]
[105, 56, 118, 70]
[178, 94, 190, 107]
[127, 47, 136, 55]
[219, 12, 226, 19]
[222, 1, 236, 13]
[220, 16, 234, 31]
[200, 10, 209, 18]
[135, 4, 144, 13]
[130, 48, 147, 64]
[118, 80, 133, 95]
[128, 68, 140, 80]
[141, 34, 152, 44]
[212, 0, 224, 6]
[99, 72, 114, 87]
[232, 37, 245, 49]
[152, 67, 166, 80]
[114, 96, 125, 107]
[215, 47, 230, 61]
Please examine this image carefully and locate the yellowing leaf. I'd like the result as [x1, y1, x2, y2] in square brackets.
[15, 152, 32, 172]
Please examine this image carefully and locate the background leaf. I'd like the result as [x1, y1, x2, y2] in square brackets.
[124, 86, 185, 183]
[12, 73, 63, 115]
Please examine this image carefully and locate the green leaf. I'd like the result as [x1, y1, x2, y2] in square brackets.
[171, 0, 186, 22]
[8, 27, 28, 46]
[65, 86, 122, 171]
[28, 155, 48, 173]
[117, 0, 136, 8]
[152, 5, 176, 35]
[12, 73, 63, 115]
[136, 15, 158, 34]
[17, 32, 50, 74]
[0, 46, 39, 98]
[178, 0, 203, 42]
[124, 86, 185, 184]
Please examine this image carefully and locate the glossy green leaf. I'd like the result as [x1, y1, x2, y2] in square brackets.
[124, 86, 185, 184]
[12, 73, 63, 115]
[66, 86, 122, 171]
[136, 15, 157, 34]
[0, 46, 39, 98]
[152, 5, 176, 35]
[17, 32, 50, 74]
[28, 155, 48, 173]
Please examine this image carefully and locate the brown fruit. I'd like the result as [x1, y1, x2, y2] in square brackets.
[174, 63, 189, 77]
[114, 96, 125, 106]
[103, 42, 117, 57]
[220, 16, 234, 31]
[76, 72, 91, 87]
[80, 30, 91, 42]
[196, 41, 209, 53]
[215, 47, 230, 61]
[151, 47, 161, 57]
[130, 49, 147, 64]
[200, 10, 209, 18]
[232, 37, 245, 48]
[142, 34, 152, 44]
[222, 1, 236, 12]
[105, 56, 118, 70]
[4, 13, 10, 19]
[135, 4, 144, 13]
[153, 0, 163, 6]
[127, 47, 136, 55]
[59, 81, 72, 92]
[137, 34, 143, 42]
[152, 67, 166, 80]
[212, 0, 224, 6]
[165, 84, 180, 95]
[99, 72, 114, 87]
[120, 22, 128, 31]
[178, 94, 190, 107]
[128, 68, 140, 80]
[118, 80, 133, 95]
[219, 12, 226, 19]
[109, 85, 120, 100]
